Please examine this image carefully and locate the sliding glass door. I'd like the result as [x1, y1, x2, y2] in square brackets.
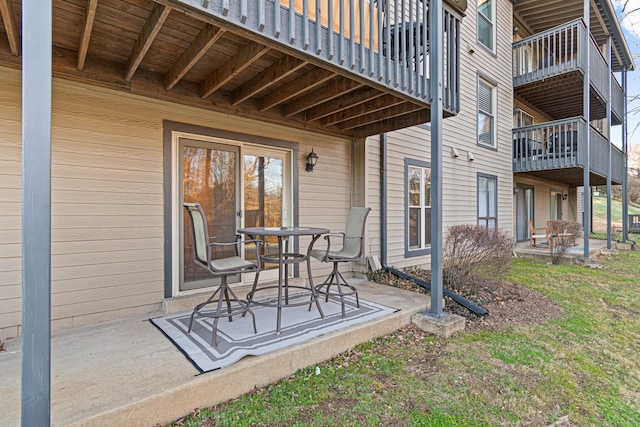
[180, 138, 239, 291]
[243, 149, 288, 269]
[176, 136, 292, 294]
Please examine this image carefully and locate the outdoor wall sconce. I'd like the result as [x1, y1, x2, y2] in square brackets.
[306, 148, 318, 172]
[513, 187, 520, 195]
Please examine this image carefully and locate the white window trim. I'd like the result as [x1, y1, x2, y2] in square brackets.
[171, 130, 294, 297]
[477, 173, 498, 229]
[477, 0, 496, 52]
[405, 160, 431, 257]
[478, 76, 497, 149]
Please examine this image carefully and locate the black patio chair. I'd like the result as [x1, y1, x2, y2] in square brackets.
[183, 202, 262, 347]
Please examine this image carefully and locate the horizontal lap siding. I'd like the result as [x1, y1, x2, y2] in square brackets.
[0, 66, 351, 338]
[365, 137, 382, 263]
[366, 0, 514, 270]
[0, 69, 23, 339]
[513, 176, 571, 224]
[298, 133, 352, 280]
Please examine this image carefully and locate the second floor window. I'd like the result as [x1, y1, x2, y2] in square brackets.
[477, 0, 495, 51]
[478, 77, 496, 148]
[407, 164, 431, 252]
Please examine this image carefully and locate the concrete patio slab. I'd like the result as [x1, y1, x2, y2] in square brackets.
[0, 280, 429, 427]
[514, 238, 610, 263]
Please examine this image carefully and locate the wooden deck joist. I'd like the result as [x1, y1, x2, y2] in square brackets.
[0, 0, 461, 138]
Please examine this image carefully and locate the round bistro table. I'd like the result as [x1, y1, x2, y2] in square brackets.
[237, 226, 329, 335]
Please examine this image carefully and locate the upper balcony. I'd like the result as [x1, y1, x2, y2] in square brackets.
[512, 117, 624, 186]
[512, 19, 623, 125]
[0, 0, 464, 138]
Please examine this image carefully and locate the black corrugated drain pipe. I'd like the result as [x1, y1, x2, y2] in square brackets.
[383, 265, 488, 316]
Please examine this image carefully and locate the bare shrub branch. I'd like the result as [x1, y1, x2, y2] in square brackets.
[547, 220, 583, 264]
[443, 225, 513, 291]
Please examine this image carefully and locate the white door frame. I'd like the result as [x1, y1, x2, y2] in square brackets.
[171, 131, 293, 297]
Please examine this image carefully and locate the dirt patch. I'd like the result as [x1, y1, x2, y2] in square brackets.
[371, 269, 565, 332]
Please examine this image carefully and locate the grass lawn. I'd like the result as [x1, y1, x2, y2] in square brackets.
[170, 252, 640, 426]
[592, 196, 640, 228]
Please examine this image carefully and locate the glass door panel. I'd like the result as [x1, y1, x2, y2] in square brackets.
[551, 191, 562, 220]
[243, 152, 284, 269]
[180, 139, 239, 291]
[516, 185, 534, 241]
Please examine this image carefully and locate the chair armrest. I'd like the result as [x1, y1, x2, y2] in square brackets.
[209, 238, 262, 260]
[322, 232, 345, 256]
[306, 232, 342, 259]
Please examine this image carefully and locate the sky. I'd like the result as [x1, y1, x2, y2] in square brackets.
[613, 0, 640, 152]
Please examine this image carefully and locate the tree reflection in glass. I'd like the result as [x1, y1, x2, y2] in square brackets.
[243, 154, 283, 268]
[182, 145, 237, 286]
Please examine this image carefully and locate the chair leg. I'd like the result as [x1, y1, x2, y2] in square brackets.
[188, 285, 222, 333]
[227, 286, 257, 334]
[335, 269, 359, 308]
[314, 261, 359, 319]
[210, 285, 227, 347]
[242, 271, 260, 318]
[223, 287, 232, 322]
[189, 276, 259, 347]
[306, 257, 325, 319]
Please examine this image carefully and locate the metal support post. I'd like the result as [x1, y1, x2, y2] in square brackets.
[622, 70, 629, 242]
[582, 0, 591, 259]
[21, 1, 53, 425]
[430, 0, 444, 316]
[606, 36, 612, 249]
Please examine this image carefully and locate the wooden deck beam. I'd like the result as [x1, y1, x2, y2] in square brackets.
[257, 68, 335, 112]
[165, 24, 225, 90]
[353, 109, 430, 138]
[77, 0, 98, 71]
[282, 77, 364, 117]
[321, 94, 404, 126]
[230, 55, 306, 106]
[339, 102, 423, 130]
[305, 88, 382, 122]
[0, 0, 20, 56]
[200, 42, 270, 98]
[125, 3, 171, 81]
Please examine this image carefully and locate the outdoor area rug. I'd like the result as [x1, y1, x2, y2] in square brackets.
[151, 295, 396, 373]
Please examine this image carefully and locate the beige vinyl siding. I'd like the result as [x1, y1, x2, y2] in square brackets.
[514, 99, 552, 124]
[364, 137, 382, 267]
[365, 0, 514, 269]
[0, 70, 22, 339]
[513, 176, 573, 229]
[0, 66, 352, 339]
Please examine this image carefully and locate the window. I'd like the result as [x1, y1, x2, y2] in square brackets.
[406, 161, 431, 255]
[478, 174, 497, 228]
[478, 77, 496, 148]
[513, 108, 534, 128]
[477, 0, 495, 51]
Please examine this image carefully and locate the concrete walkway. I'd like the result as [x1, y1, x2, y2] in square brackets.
[0, 280, 429, 427]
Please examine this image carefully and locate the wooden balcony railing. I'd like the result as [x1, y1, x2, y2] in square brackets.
[513, 117, 624, 183]
[193, 0, 462, 113]
[513, 19, 622, 122]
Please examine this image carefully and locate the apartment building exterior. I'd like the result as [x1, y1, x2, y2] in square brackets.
[0, 0, 633, 342]
[510, 0, 633, 249]
[0, 0, 466, 340]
